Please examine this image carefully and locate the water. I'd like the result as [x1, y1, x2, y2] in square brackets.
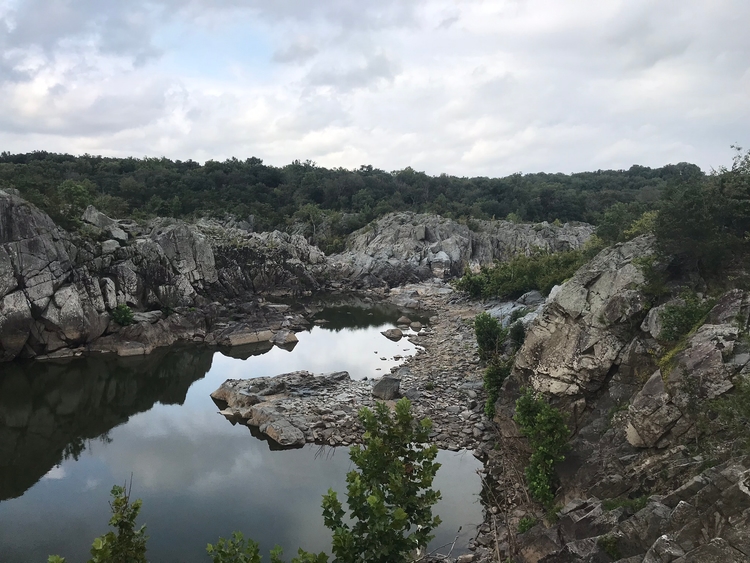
[0, 306, 483, 562]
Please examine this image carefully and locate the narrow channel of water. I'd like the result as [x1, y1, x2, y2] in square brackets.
[0, 306, 483, 563]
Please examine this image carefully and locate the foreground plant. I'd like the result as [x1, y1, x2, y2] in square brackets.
[49, 399, 440, 563]
[49, 484, 147, 563]
[323, 397, 441, 563]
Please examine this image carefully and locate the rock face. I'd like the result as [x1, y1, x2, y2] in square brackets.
[329, 212, 594, 288]
[625, 289, 750, 449]
[516, 458, 750, 562]
[513, 235, 655, 406]
[0, 192, 316, 361]
[490, 236, 750, 562]
[1, 193, 593, 362]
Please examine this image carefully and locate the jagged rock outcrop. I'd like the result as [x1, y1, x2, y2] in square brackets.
[517, 457, 750, 562]
[1, 192, 593, 361]
[512, 235, 655, 408]
[489, 234, 750, 562]
[0, 192, 322, 361]
[625, 289, 750, 449]
[328, 212, 594, 288]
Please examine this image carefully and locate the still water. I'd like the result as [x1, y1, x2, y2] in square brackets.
[0, 305, 483, 562]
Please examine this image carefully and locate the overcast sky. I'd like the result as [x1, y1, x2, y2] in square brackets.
[0, 0, 747, 176]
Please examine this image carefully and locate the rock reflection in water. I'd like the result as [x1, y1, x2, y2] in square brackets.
[0, 310, 481, 563]
[0, 347, 213, 502]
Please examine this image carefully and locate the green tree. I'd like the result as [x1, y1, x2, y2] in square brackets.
[50, 484, 148, 563]
[322, 398, 441, 563]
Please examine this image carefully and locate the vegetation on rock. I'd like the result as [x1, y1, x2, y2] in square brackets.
[455, 250, 587, 300]
[111, 304, 135, 326]
[514, 389, 569, 507]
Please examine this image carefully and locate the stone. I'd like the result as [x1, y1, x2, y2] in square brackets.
[397, 315, 412, 324]
[381, 328, 403, 341]
[410, 321, 422, 331]
[372, 376, 401, 400]
[513, 235, 655, 403]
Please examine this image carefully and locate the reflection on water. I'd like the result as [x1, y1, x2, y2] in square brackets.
[0, 308, 482, 563]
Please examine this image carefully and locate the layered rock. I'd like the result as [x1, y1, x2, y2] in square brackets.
[512, 235, 655, 407]
[0, 192, 319, 361]
[329, 212, 594, 288]
[516, 457, 750, 562]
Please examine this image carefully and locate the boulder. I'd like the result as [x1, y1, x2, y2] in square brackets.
[372, 376, 401, 400]
[381, 328, 403, 341]
[82, 206, 127, 242]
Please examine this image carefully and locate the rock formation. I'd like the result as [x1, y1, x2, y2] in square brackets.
[328, 212, 594, 288]
[491, 235, 750, 562]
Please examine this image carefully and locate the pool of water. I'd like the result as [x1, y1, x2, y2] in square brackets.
[0, 306, 483, 563]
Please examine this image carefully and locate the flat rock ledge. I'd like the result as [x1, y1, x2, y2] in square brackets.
[209, 282, 498, 454]
[211, 370, 374, 447]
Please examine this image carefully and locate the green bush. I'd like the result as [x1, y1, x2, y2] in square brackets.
[597, 534, 621, 560]
[517, 516, 538, 534]
[456, 250, 586, 300]
[49, 485, 148, 563]
[658, 294, 710, 342]
[508, 321, 525, 350]
[322, 398, 441, 563]
[711, 377, 750, 454]
[206, 533, 327, 563]
[112, 304, 135, 326]
[514, 389, 569, 507]
[474, 312, 506, 360]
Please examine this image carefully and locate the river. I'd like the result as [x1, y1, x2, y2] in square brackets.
[0, 304, 483, 562]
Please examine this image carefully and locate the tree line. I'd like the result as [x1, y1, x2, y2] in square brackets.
[0, 151, 700, 238]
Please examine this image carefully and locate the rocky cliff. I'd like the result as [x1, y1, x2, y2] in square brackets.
[490, 235, 750, 562]
[0, 192, 592, 362]
[329, 212, 594, 288]
[0, 190, 317, 361]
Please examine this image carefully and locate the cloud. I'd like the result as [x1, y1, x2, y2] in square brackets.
[0, 0, 747, 176]
[306, 53, 400, 91]
[272, 39, 319, 64]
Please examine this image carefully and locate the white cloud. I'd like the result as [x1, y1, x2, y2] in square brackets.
[0, 0, 747, 175]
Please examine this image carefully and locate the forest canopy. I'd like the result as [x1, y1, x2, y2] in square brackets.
[0, 151, 701, 236]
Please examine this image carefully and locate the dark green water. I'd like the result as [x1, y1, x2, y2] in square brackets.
[0, 309, 482, 562]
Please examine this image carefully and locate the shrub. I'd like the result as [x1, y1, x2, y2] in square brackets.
[322, 398, 441, 563]
[112, 304, 135, 326]
[517, 516, 538, 534]
[508, 321, 525, 350]
[597, 534, 621, 560]
[456, 250, 586, 300]
[711, 377, 750, 454]
[474, 312, 506, 360]
[49, 484, 148, 563]
[658, 293, 710, 342]
[514, 389, 569, 507]
[484, 356, 513, 418]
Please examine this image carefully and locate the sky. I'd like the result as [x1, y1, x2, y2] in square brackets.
[0, 0, 747, 176]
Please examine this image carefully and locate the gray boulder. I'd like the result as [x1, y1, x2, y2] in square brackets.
[372, 376, 401, 400]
